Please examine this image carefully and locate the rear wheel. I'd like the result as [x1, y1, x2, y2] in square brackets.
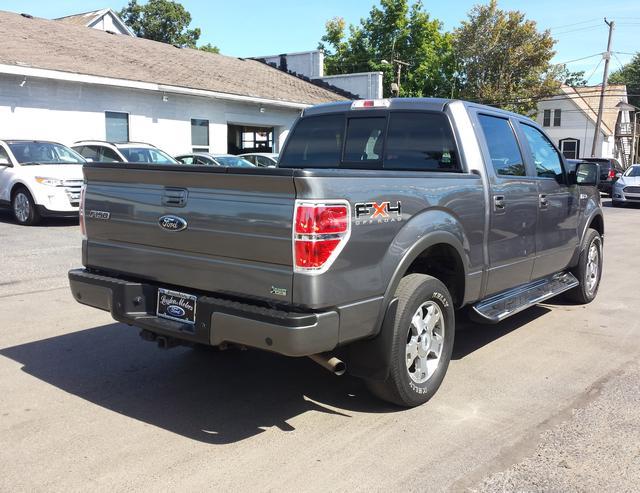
[567, 228, 602, 304]
[366, 274, 455, 407]
[12, 187, 40, 226]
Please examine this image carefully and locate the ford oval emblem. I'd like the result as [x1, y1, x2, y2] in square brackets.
[159, 215, 187, 232]
[166, 305, 186, 317]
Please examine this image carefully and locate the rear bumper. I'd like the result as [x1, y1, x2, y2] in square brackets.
[68, 269, 340, 357]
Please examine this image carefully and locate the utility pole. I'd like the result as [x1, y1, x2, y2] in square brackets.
[591, 18, 615, 157]
[382, 58, 409, 97]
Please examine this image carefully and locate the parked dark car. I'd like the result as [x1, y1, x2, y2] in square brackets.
[582, 157, 624, 196]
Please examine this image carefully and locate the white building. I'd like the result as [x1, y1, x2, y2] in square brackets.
[536, 84, 631, 163]
[0, 10, 345, 155]
[256, 50, 384, 100]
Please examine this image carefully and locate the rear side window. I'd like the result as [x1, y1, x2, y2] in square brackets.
[279, 114, 343, 168]
[478, 114, 525, 176]
[384, 112, 459, 171]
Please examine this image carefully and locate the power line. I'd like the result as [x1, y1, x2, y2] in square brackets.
[548, 18, 601, 30]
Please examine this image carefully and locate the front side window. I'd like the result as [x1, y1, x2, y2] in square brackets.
[478, 115, 525, 176]
[119, 147, 176, 164]
[105, 111, 129, 142]
[521, 124, 564, 181]
[384, 112, 459, 171]
[343, 117, 385, 163]
[191, 119, 209, 151]
[7, 141, 85, 164]
[214, 156, 255, 167]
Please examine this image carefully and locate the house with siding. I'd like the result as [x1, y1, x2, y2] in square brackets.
[0, 10, 346, 156]
[536, 84, 632, 164]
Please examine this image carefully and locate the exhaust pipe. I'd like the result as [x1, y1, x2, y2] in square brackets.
[309, 353, 346, 376]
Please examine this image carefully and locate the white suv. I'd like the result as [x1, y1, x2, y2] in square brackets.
[71, 141, 177, 164]
[0, 140, 85, 225]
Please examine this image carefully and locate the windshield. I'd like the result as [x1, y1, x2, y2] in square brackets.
[119, 147, 177, 164]
[8, 142, 85, 164]
[624, 166, 640, 177]
[214, 156, 256, 167]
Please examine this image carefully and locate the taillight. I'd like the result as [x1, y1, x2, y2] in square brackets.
[608, 169, 616, 179]
[79, 184, 86, 239]
[293, 200, 350, 273]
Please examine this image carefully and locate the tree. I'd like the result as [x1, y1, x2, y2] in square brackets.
[119, 0, 201, 48]
[199, 43, 220, 54]
[610, 52, 640, 109]
[453, 0, 561, 114]
[318, 0, 455, 98]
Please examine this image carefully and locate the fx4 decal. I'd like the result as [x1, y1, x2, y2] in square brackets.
[354, 201, 402, 225]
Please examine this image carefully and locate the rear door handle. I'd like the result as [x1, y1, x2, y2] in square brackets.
[539, 194, 549, 210]
[493, 195, 506, 212]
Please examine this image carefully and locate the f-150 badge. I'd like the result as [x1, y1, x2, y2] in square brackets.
[354, 201, 402, 225]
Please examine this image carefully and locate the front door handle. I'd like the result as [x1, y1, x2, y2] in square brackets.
[539, 194, 549, 210]
[493, 195, 506, 212]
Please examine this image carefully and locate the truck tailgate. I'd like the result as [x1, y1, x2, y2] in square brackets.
[83, 165, 296, 303]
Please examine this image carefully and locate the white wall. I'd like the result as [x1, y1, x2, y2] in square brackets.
[536, 96, 616, 158]
[259, 50, 324, 79]
[318, 72, 383, 99]
[0, 74, 301, 155]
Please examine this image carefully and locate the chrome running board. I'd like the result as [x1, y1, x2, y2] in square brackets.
[472, 272, 579, 323]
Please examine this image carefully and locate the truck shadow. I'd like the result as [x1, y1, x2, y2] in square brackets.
[1, 308, 549, 444]
[0, 209, 79, 227]
[0, 323, 388, 445]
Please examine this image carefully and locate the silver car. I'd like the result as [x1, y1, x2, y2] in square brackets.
[239, 152, 279, 167]
[174, 153, 255, 167]
[612, 164, 640, 206]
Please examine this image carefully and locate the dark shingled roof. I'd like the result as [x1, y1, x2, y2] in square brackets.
[0, 10, 347, 106]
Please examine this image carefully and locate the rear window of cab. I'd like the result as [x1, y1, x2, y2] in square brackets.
[279, 111, 461, 172]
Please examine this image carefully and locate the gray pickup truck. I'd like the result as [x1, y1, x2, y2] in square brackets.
[69, 98, 603, 407]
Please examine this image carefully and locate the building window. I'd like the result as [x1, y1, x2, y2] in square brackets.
[105, 111, 129, 142]
[553, 109, 562, 127]
[559, 138, 580, 160]
[543, 109, 551, 127]
[191, 119, 209, 151]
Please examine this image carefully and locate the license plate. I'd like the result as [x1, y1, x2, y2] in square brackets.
[157, 288, 197, 324]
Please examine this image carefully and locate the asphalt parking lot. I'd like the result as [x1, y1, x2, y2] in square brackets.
[1, 202, 639, 492]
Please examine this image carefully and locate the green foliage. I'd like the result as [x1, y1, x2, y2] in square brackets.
[319, 0, 455, 98]
[119, 0, 201, 48]
[453, 0, 560, 114]
[199, 43, 220, 54]
[610, 52, 640, 108]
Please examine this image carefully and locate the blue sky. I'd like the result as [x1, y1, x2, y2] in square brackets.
[2, 0, 638, 81]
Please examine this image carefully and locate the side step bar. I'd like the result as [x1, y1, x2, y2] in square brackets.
[472, 272, 579, 323]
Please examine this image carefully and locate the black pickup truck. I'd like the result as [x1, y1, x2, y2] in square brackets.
[69, 98, 603, 407]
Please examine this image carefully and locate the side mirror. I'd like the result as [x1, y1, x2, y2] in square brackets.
[615, 172, 622, 179]
[575, 162, 599, 186]
[0, 157, 10, 166]
[84, 157, 93, 162]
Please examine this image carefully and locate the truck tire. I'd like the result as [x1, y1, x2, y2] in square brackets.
[366, 274, 455, 407]
[12, 187, 40, 226]
[567, 228, 602, 304]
